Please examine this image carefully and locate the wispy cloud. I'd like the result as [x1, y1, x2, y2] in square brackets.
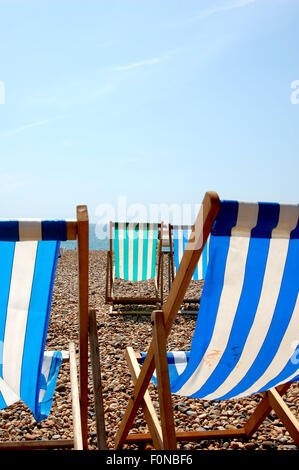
[113, 48, 180, 72]
[0, 116, 61, 137]
[114, 57, 164, 72]
[192, 0, 256, 22]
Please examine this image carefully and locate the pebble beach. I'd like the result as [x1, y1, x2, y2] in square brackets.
[0, 250, 298, 451]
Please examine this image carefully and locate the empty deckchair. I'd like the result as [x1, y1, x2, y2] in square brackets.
[106, 222, 163, 314]
[0, 206, 90, 450]
[169, 224, 210, 311]
[114, 192, 299, 450]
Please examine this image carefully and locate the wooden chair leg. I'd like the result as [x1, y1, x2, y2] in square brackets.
[89, 310, 108, 450]
[152, 310, 177, 450]
[267, 387, 299, 446]
[244, 382, 299, 447]
[69, 342, 83, 450]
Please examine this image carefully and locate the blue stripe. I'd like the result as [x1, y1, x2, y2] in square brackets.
[202, 242, 208, 279]
[0, 242, 15, 379]
[212, 201, 239, 236]
[171, 202, 239, 394]
[290, 208, 299, 239]
[219, 237, 299, 399]
[20, 240, 61, 422]
[259, 345, 299, 392]
[173, 229, 180, 274]
[0, 222, 19, 241]
[0, 389, 7, 409]
[42, 221, 67, 241]
[193, 236, 271, 398]
[38, 351, 63, 422]
[250, 203, 280, 238]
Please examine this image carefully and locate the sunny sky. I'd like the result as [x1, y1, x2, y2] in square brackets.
[0, 0, 298, 223]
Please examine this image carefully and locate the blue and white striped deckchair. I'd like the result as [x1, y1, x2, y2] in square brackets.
[106, 222, 163, 314]
[115, 192, 299, 450]
[170, 225, 210, 310]
[0, 206, 89, 450]
[171, 225, 210, 281]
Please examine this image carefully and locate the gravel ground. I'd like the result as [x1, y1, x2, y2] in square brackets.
[0, 250, 298, 451]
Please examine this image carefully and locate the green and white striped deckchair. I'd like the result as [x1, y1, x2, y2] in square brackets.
[106, 222, 163, 314]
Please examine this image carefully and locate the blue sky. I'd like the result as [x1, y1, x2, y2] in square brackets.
[0, 0, 298, 222]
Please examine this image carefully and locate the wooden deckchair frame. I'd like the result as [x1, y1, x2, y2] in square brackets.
[114, 192, 299, 449]
[105, 221, 164, 315]
[0, 206, 90, 450]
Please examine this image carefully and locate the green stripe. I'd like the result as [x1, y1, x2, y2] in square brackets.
[114, 222, 158, 281]
[123, 223, 129, 280]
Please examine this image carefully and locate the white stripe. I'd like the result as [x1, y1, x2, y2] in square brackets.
[147, 224, 154, 279]
[137, 224, 144, 282]
[18, 220, 42, 241]
[38, 351, 56, 403]
[128, 223, 134, 281]
[174, 352, 189, 375]
[196, 228, 203, 280]
[177, 203, 258, 397]
[0, 377, 19, 407]
[271, 204, 299, 238]
[233, 294, 299, 398]
[272, 370, 299, 389]
[2, 242, 38, 396]
[230, 203, 259, 237]
[117, 223, 125, 279]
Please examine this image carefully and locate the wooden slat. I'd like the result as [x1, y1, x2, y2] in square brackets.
[89, 309, 108, 450]
[125, 428, 247, 443]
[152, 310, 177, 449]
[114, 191, 220, 449]
[244, 383, 291, 438]
[0, 440, 74, 450]
[125, 347, 163, 450]
[107, 297, 162, 305]
[69, 342, 83, 450]
[76, 205, 89, 450]
[66, 220, 78, 240]
[267, 387, 299, 446]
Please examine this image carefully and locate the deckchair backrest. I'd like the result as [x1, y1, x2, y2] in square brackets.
[171, 225, 210, 280]
[171, 201, 299, 400]
[0, 220, 67, 422]
[112, 222, 160, 281]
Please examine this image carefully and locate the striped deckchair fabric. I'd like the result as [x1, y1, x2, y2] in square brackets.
[0, 220, 67, 422]
[152, 201, 299, 399]
[114, 222, 159, 281]
[172, 225, 210, 281]
[115, 193, 299, 449]
[0, 207, 90, 450]
[106, 221, 163, 314]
